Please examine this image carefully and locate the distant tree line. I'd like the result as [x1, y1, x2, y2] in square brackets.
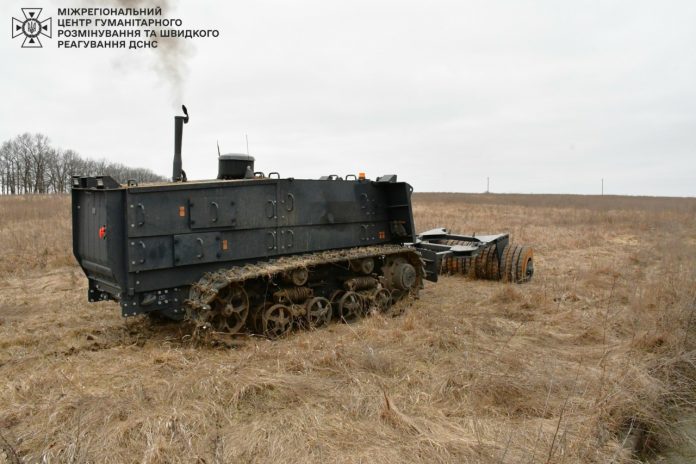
[0, 133, 166, 195]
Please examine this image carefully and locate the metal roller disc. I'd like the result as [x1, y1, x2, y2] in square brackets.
[450, 256, 458, 274]
[478, 246, 489, 278]
[500, 244, 513, 282]
[474, 248, 484, 278]
[436, 239, 479, 277]
[505, 244, 517, 282]
[507, 244, 516, 276]
[444, 255, 453, 274]
[440, 255, 451, 274]
[484, 246, 495, 278]
[515, 246, 534, 283]
[475, 246, 490, 279]
[466, 256, 475, 276]
[509, 245, 523, 283]
[482, 244, 495, 279]
[444, 257, 450, 274]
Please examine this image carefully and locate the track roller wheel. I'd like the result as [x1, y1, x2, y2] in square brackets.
[372, 288, 392, 313]
[249, 302, 269, 333]
[305, 297, 332, 328]
[209, 285, 249, 334]
[289, 268, 308, 286]
[338, 291, 363, 323]
[350, 257, 375, 275]
[262, 303, 294, 338]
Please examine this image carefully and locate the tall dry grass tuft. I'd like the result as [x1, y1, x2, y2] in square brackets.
[0, 193, 694, 463]
[0, 195, 74, 275]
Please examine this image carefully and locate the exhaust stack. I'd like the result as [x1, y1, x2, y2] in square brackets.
[173, 105, 189, 182]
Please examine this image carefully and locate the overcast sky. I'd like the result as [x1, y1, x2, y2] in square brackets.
[2, 0, 695, 196]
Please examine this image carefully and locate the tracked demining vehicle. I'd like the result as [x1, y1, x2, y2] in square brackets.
[71, 107, 534, 338]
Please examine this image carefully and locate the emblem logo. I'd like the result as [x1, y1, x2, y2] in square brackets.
[12, 8, 52, 48]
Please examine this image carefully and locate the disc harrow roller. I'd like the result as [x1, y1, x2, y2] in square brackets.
[437, 240, 533, 284]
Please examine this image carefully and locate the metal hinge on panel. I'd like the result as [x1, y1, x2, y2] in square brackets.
[280, 229, 294, 249]
[266, 231, 277, 250]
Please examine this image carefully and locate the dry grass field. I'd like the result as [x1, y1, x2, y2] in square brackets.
[0, 193, 695, 463]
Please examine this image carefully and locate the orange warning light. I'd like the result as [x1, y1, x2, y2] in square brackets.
[222, 239, 228, 250]
[178, 206, 186, 217]
[98, 225, 107, 240]
[358, 172, 366, 180]
[378, 231, 385, 239]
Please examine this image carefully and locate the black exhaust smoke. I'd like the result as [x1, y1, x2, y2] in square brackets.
[173, 105, 189, 182]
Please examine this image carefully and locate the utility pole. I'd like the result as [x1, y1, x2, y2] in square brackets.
[486, 177, 490, 194]
[245, 134, 249, 155]
[601, 178, 604, 196]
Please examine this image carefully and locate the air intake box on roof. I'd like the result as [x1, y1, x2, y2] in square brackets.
[218, 154, 254, 180]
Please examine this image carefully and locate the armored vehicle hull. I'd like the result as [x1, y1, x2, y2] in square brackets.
[71, 107, 533, 338]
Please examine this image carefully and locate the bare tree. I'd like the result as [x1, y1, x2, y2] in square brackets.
[0, 134, 166, 194]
